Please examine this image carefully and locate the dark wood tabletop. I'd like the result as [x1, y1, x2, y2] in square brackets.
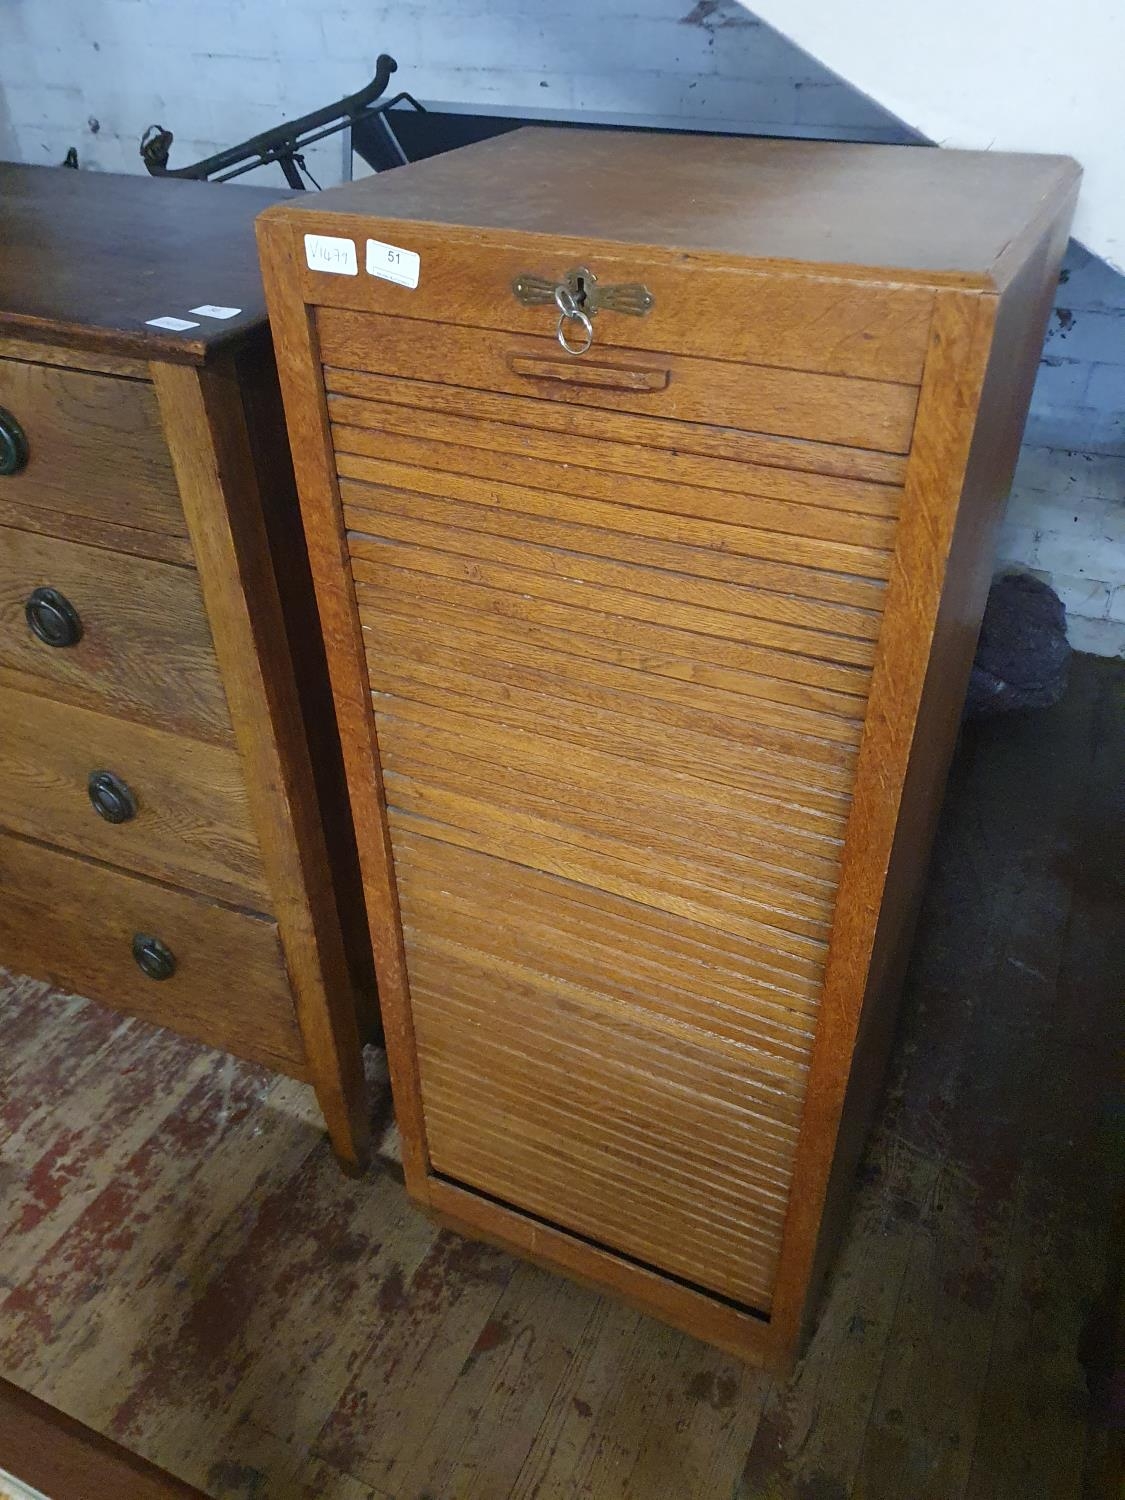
[0, 162, 290, 364]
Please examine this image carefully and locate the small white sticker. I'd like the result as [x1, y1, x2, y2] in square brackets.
[190, 304, 242, 319]
[366, 238, 420, 289]
[304, 233, 358, 276]
[145, 316, 200, 331]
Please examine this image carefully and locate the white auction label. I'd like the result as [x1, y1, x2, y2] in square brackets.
[145, 316, 200, 331]
[304, 234, 358, 276]
[190, 304, 242, 319]
[366, 238, 420, 289]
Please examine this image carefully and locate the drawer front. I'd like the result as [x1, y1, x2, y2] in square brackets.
[0, 831, 302, 1073]
[319, 308, 919, 456]
[0, 685, 268, 907]
[326, 296, 921, 1312]
[295, 219, 935, 382]
[0, 358, 187, 540]
[0, 525, 234, 744]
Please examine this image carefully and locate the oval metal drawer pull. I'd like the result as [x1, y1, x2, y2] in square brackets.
[25, 586, 83, 648]
[132, 933, 176, 981]
[88, 770, 138, 825]
[0, 405, 29, 476]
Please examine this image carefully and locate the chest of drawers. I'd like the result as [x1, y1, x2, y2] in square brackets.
[0, 163, 374, 1168]
[257, 131, 1078, 1362]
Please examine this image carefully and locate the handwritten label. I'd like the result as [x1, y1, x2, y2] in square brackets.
[145, 316, 200, 331]
[304, 234, 358, 276]
[366, 238, 420, 289]
[190, 304, 242, 319]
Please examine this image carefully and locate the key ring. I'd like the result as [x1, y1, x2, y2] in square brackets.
[554, 284, 594, 356]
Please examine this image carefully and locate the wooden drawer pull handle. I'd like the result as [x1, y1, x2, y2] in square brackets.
[25, 586, 83, 648]
[507, 355, 669, 393]
[0, 405, 29, 476]
[88, 770, 138, 825]
[132, 933, 176, 981]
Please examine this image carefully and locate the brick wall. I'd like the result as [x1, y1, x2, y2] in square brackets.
[2, 0, 1122, 654]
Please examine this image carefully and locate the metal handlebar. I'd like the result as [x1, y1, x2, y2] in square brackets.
[141, 55, 402, 184]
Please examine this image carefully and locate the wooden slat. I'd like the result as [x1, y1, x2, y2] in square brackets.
[388, 796, 831, 960]
[339, 452, 893, 584]
[316, 308, 922, 442]
[345, 492, 882, 644]
[357, 577, 866, 722]
[395, 834, 821, 1063]
[388, 770, 833, 940]
[407, 941, 800, 1307]
[372, 693, 852, 834]
[324, 365, 911, 485]
[381, 718, 845, 881]
[367, 602, 863, 746]
[327, 392, 905, 516]
[332, 419, 900, 547]
[365, 610, 860, 776]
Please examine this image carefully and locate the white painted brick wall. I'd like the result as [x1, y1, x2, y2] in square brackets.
[1, 0, 1123, 654]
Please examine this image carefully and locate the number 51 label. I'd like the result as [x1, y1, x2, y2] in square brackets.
[366, 238, 420, 289]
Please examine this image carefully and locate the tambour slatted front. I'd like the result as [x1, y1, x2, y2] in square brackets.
[258, 129, 1079, 1365]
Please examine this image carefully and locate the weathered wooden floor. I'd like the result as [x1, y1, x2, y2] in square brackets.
[0, 653, 1120, 1500]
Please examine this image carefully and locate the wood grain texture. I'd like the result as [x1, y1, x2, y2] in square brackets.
[0, 831, 303, 1071]
[259, 131, 1079, 1366]
[0, 493, 196, 565]
[0, 523, 233, 743]
[153, 356, 368, 1169]
[0, 683, 269, 908]
[0, 1378, 206, 1500]
[0, 357, 186, 538]
[257, 222, 432, 1190]
[0, 163, 286, 365]
[317, 309, 919, 451]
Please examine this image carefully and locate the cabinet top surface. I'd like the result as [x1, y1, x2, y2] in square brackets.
[0, 162, 289, 364]
[265, 129, 1079, 286]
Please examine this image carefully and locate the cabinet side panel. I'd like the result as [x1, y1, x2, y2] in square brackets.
[801, 202, 1077, 1331]
[256, 215, 431, 1192]
[772, 198, 1076, 1352]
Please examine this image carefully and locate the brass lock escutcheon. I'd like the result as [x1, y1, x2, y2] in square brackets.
[512, 266, 654, 355]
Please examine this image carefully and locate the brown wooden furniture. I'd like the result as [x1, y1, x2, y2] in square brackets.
[0, 1378, 206, 1499]
[0, 163, 374, 1168]
[256, 130, 1078, 1364]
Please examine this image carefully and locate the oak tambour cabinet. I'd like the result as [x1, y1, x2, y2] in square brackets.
[257, 131, 1078, 1362]
[0, 163, 375, 1168]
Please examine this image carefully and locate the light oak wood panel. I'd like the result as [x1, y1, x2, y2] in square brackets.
[342, 483, 886, 616]
[351, 541, 877, 675]
[316, 310, 919, 453]
[0, 357, 186, 538]
[380, 716, 847, 881]
[370, 692, 852, 839]
[301, 216, 936, 383]
[356, 575, 866, 722]
[395, 832, 821, 1066]
[366, 602, 863, 746]
[363, 608, 861, 776]
[331, 413, 903, 538]
[408, 939, 798, 1308]
[0, 830, 302, 1072]
[152, 357, 370, 1170]
[345, 493, 882, 645]
[0, 684, 268, 907]
[339, 453, 892, 585]
[324, 365, 911, 485]
[0, 524, 233, 743]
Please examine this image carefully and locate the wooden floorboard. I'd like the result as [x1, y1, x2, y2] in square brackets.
[0, 653, 1120, 1499]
